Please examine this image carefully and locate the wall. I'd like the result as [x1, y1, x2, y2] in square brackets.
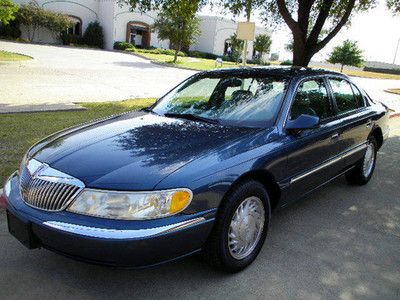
[113, 6, 169, 49]
[14, 0, 100, 44]
[194, 16, 269, 60]
[191, 16, 217, 54]
[98, 1, 115, 50]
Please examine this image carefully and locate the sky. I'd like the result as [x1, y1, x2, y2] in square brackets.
[200, 0, 400, 64]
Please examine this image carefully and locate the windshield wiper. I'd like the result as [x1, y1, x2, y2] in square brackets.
[164, 113, 219, 124]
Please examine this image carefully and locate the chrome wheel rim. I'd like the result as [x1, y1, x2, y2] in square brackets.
[228, 196, 265, 260]
[363, 142, 375, 177]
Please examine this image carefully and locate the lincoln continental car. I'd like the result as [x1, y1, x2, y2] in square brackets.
[3, 67, 389, 272]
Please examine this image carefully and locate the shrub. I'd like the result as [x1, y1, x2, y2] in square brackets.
[114, 41, 135, 50]
[188, 50, 218, 60]
[60, 32, 84, 45]
[83, 21, 104, 49]
[280, 60, 293, 66]
[16, 37, 29, 43]
[0, 20, 21, 38]
[130, 48, 186, 57]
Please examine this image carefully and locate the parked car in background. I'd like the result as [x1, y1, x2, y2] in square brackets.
[3, 67, 389, 272]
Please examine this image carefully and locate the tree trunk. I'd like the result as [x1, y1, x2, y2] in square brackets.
[340, 64, 344, 72]
[292, 38, 315, 67]
[173, 49, 178, 63]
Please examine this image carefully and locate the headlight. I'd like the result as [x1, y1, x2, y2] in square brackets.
[67, 188, 193, 220]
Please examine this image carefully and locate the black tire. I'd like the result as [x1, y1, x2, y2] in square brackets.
[345, 136, 378, 185]
[202, 180, 271, 273]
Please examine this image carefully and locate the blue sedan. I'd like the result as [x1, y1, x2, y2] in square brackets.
[3, 67, 390, 272]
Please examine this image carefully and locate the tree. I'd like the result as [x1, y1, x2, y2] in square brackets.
[152, 0, 200, 63]
[328, 39, 363, 72]
[0, 0, 18, 25]
[16, 2, 72, 42]
[230, 33, 244, 64]
[260, 0, 377, 67]
[254, 34, 272, 63]
[387, 0, 400, 15]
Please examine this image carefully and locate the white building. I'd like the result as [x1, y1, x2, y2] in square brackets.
[13, 0, 268, 59]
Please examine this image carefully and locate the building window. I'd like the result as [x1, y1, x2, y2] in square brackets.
[127, 21, 150, 48]
[224, 39, 232, 56]
[67, 16, 82, 36]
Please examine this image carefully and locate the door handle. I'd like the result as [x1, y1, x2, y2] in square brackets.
[331, 132, 339, 140]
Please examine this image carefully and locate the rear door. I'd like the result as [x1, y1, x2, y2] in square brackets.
[285, 77, 343, 201]
[327, 77, 374, 167]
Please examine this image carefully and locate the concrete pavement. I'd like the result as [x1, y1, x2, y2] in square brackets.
[0, 40, 195, 113]
[0, 118, 399, 299]
[1, 40, 400, 114]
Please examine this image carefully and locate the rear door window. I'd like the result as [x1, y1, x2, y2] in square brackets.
[329, 78, 363, 113]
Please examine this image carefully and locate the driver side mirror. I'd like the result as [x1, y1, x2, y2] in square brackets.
[286, 114, 320, 132]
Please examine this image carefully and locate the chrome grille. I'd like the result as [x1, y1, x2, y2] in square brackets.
[19, 159, 84, 212]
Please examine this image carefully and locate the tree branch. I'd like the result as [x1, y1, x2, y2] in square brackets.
[276, 0, 299, 34]
[297, 0, 314, 40]
[314, 0, 355, 52]
[307, 0, 333, 46]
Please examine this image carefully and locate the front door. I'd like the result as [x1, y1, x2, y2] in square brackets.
[285, 77, 342, 201]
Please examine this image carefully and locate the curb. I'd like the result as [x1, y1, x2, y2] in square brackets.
[0, 105, 86, 115]
[121, 51, 203, 72]
[389, 112, 400, 119]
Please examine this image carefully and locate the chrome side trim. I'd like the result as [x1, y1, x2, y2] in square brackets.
[290, 156, 342, 184]
[290, 142, 367, 184]
[341, 143, 367, 159]
[42, 217, 207, 239]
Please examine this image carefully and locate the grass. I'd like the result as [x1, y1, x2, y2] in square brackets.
[0, 50, 32, 61]
[0, 98, 155, 184]
[133, 51, 246, 71]
[385, 89, 400, 95]
[133, 51, 400, 80]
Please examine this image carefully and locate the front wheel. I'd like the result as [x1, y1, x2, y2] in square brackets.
[345, 137, 377, 185]
[202, 180, 270, 273]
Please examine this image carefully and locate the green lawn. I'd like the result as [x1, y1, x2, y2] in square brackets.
[0, 98, 155, 184]
[133, 51, 244, 71]
[132, 51, 400, 80]
[0, 50, 32, 61]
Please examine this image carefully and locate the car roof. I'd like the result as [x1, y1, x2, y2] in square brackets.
[199, 66, 347, 79]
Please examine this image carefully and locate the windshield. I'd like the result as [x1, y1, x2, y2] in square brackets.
[152, 74, 289, 128]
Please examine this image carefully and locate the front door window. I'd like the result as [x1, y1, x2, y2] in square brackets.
[290, 79, 332, 121]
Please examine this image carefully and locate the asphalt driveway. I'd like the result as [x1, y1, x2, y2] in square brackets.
[0, 40, 195, 113]
[0, 118, 399, 299]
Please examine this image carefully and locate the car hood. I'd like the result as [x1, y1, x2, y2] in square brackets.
[29, 111, 257, 190]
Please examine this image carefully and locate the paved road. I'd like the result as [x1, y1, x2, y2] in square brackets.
[0, 40, 195, 113]
[0, 119, 399, 299]
[1, 40, 400, 114]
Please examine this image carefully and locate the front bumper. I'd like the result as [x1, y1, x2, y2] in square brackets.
[5, 173, 215, 267]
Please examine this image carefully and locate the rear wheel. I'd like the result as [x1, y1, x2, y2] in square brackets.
[345, 137, 377, 185]
[202, 180, 270, 273]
